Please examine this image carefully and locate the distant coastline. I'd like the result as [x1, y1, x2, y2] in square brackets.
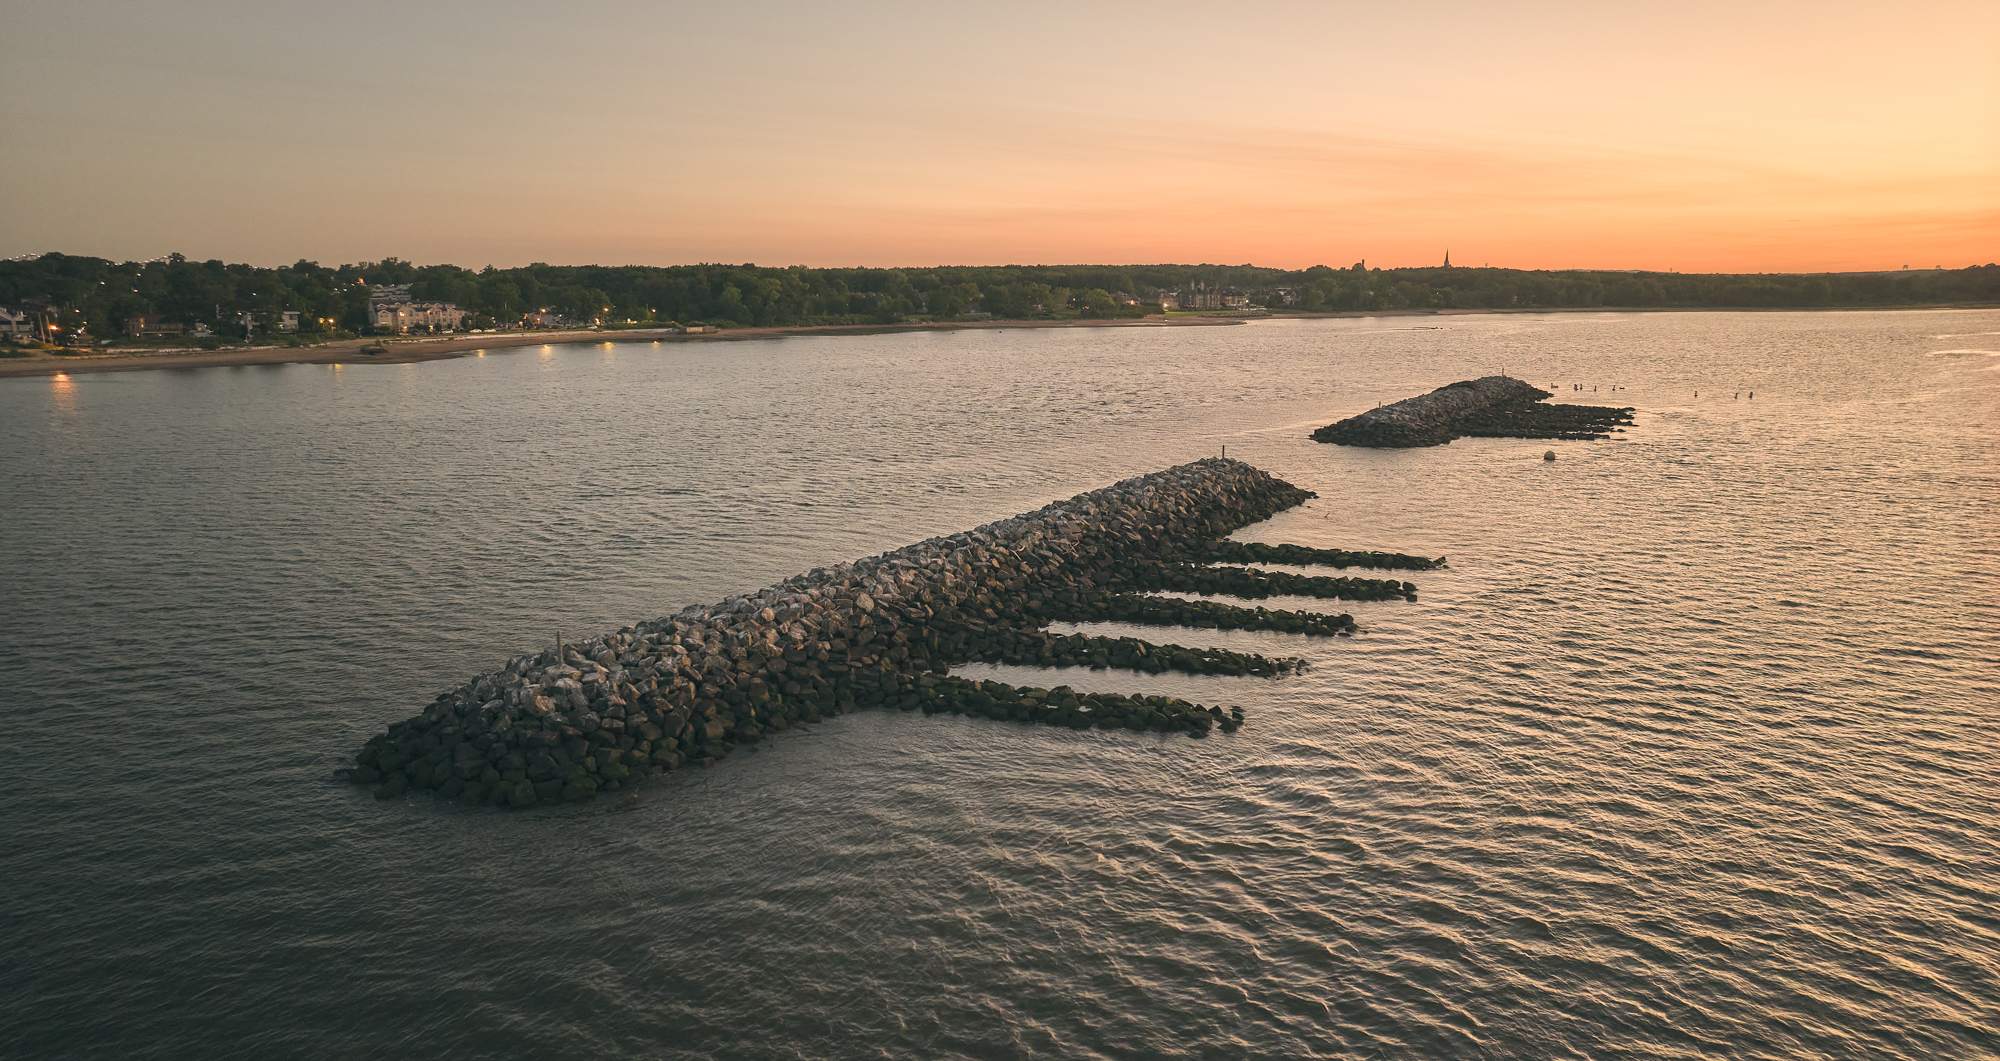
[3, 302, 1994, 380]
[7, 253, 1996, 381]
[0, 316, 1238, 378]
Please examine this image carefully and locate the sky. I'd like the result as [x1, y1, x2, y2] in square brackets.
[3, 0, 1995, 273]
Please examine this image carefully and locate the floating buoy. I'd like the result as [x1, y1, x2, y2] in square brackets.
[1543, 450, 1557, 461]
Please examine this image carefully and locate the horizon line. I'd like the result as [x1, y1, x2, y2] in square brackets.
[6, 251, 1996, 278]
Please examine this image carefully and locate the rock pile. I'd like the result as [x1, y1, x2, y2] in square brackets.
[1311, 376, 1635, 447]
[339, 458, 1438, 808]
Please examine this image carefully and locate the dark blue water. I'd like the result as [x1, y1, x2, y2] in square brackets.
[3, 312, 1996, 1059]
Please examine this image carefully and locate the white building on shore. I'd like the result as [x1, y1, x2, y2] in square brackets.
[1180, 281, 1224, 310]
[1, 307, 35, 338]
[367, 284, 466, 333]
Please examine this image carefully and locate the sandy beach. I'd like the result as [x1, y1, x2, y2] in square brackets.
[12, 302, 1951, 381]
[0, 315, 1273, 380]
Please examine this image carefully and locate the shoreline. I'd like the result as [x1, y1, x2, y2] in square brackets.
[6, 302, 1992, 380]
[0, 316, 1243, 379]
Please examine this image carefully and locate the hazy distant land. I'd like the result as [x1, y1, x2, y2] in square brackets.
[4, 253, 1994, 379]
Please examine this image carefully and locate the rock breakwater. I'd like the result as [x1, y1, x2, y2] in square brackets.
[1312, 376, 1635, 447]
[340, 458, 1438, 808]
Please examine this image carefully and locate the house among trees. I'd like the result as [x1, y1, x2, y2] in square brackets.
[1, 306, 35, 339]
[124, 314, 186, 338]
[1181, 281, 1225, 310]
[9, 296, 55, 340]
[367, 283, 466, 333]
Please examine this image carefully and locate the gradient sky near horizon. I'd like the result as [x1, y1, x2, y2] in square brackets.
[4, 0, 1996, 273]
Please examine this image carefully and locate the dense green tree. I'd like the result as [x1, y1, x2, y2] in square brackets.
[3, 255, 1994, 341]
[924, 281, 976, 317]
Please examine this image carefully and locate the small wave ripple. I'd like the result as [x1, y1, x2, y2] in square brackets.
[2, 310, 1996, 1059]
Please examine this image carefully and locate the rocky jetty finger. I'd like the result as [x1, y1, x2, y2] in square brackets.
[1036, 593, 1361, 636]
[340, 458, 1431, 808]
[1183, 541, 1444, 570]
[964, 628, 1304, 676]
[1106, 560, 1417, 602]
[1312, 376, 1635, 447]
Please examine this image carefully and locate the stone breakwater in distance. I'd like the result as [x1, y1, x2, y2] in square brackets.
[1311, 375, 1636, 447]
[339, 459, 1444, 808]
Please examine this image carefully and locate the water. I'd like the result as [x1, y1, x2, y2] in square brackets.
[3, 312, 1995, 1059]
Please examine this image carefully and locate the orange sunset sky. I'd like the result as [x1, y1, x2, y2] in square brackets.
[4, 0, 1995, 273]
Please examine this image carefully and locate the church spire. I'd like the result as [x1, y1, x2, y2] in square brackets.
[1443, 249, 1452, 268]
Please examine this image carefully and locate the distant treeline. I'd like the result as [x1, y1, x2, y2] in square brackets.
[5, 252, 1995, 337]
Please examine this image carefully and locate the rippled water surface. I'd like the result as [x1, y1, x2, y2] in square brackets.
[4, 312, 1997, 1059]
